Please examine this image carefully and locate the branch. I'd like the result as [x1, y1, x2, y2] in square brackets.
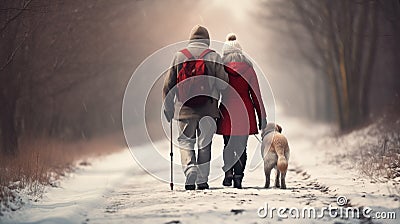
[0, 0, 33, 33]
[49, 72, 104, 98]
[0, 32, 29, 72]
[0, 8, 31, 11]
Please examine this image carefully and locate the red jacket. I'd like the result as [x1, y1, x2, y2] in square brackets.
[217, 62, 266, 135]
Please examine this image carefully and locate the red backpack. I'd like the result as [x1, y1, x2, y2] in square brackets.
[177, 48, 214, 107]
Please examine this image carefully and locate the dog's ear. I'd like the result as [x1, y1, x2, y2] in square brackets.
[276, 124, 282, 133]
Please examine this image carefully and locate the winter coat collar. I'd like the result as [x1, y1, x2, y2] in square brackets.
[188, 41, 209, 48]
[224, 62, 252, 77]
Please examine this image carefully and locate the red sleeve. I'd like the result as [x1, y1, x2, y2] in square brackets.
[248, 67, 266, 121]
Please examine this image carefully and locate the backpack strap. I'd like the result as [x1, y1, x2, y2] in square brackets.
[180, 49, 193, 59]
[199, 49, 214, 59]
[180, 48, 214, 59]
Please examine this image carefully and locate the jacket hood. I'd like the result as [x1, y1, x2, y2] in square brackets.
[189, 25, 210, 46]
[225, 62, 251, 77]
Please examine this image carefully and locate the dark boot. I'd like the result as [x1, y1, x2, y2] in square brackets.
[197, 182, 209, 190]
[185, 172, 197, 190]
[232, 151, 246, 189]
[233, 174, 243, 189]
[222, 169, 234, 186]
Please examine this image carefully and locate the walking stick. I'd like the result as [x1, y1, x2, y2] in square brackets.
[170, 120, 174, 191]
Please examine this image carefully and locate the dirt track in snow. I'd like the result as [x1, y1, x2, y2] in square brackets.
[2, 118, 399, 224]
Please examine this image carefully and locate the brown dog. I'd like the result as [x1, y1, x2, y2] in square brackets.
[261, 123, 290, 189]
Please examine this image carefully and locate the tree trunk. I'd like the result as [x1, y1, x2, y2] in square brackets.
[0, 96, 18, 155]
[360, 2, 378, 122]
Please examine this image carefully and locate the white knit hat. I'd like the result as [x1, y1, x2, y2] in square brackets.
[222, 33, 242, 55]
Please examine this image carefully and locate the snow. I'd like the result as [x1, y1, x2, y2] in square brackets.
[1, 151, 138, 224]
[1, 117, 399, 223]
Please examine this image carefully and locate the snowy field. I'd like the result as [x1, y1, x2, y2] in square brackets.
[1, 117, 399, 224]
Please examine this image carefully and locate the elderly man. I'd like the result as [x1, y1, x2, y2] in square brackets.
[163, 25, 228, 190]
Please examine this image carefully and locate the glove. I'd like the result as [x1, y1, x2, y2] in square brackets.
[164, 109, 174, 123]
[259, 117, 267, 130]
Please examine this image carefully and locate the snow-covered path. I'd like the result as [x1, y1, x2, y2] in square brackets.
[2, 118, 399, 224]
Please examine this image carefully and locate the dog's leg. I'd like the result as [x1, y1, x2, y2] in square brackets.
[264, 166, 272, 188]
[275, 169, 280, 188]
[280, 171, 287, 189]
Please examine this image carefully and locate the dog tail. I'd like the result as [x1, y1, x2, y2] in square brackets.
[277, 156, 288, 173]
[274, 135, 288, 173]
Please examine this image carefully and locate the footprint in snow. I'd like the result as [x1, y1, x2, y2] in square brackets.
[165, 221, 181, 224]
[230, 209, 245, 215]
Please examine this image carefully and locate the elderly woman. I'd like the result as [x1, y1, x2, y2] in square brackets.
[217, 33, 267, 189]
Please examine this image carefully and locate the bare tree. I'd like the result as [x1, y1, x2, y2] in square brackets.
[0, 0, 134, 155]
[264, 0, 382, 131]
[0, 0, 33, 155]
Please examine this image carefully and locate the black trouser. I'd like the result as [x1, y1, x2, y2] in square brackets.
[222, 135, 249, 176]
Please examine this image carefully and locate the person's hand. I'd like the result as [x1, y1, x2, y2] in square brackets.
[164, 110, 173, 122]
[259, 118, 267, 130]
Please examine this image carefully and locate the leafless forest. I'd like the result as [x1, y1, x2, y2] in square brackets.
[264, 0, 400, 131]
[0, 0, 399, 161]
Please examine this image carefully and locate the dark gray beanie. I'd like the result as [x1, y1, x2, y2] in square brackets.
[189, 25, 210, 45]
